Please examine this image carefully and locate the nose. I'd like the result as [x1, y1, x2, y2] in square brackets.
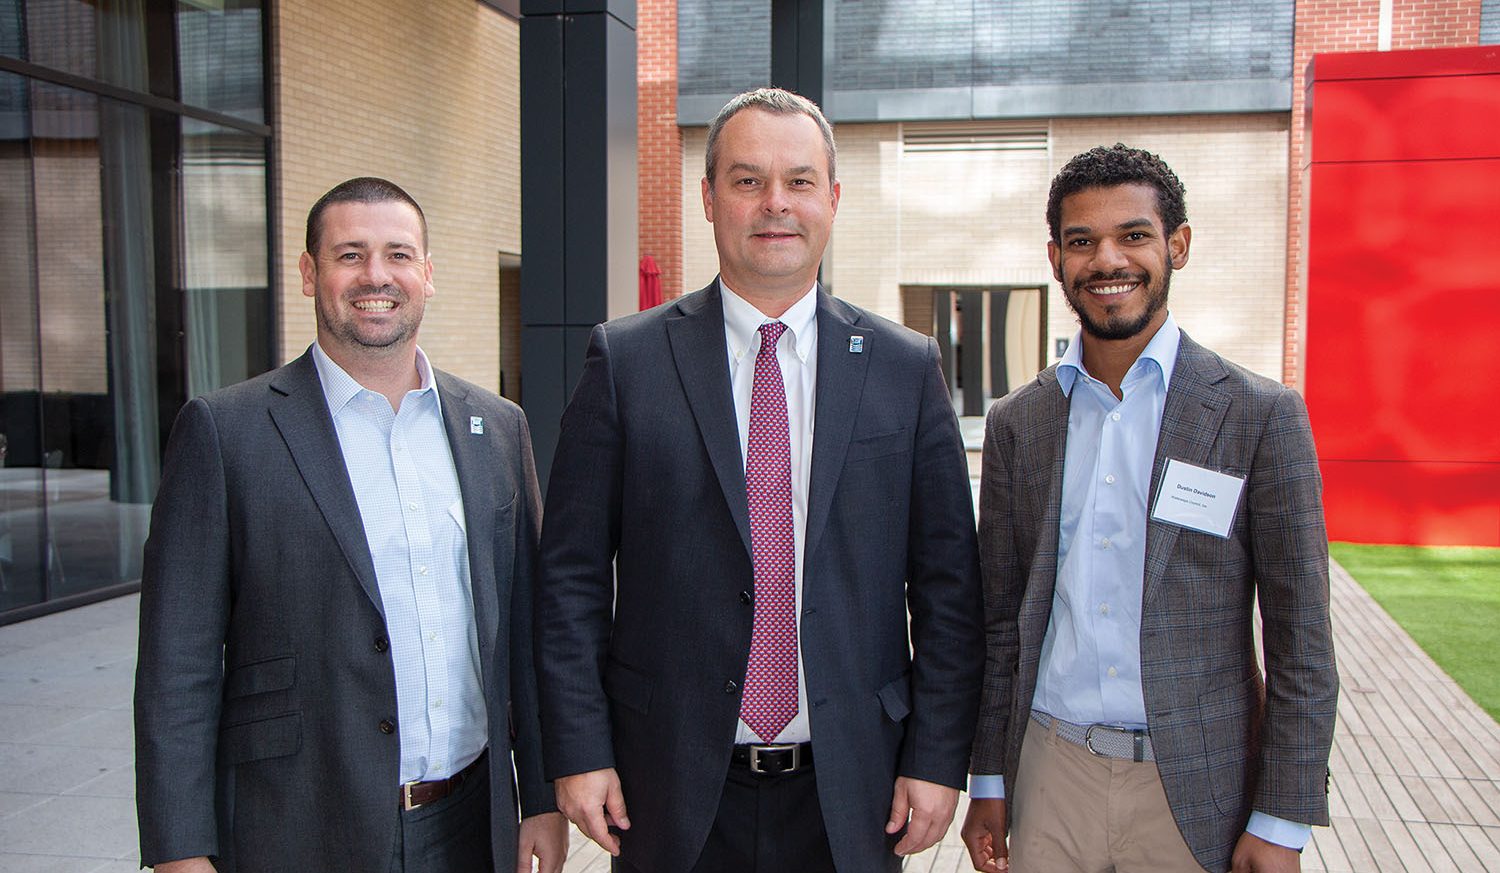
[761, 183, 791, 215]
[360, 254, 393, 286]
[1089, 239, 1129, 272]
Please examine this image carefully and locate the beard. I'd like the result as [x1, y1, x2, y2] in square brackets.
[1064, 262, 1172, 342]
[317, 284, 420, 350]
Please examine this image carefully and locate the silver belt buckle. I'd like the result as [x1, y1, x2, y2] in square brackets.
[1083, 724, 1111, 757]
[748, 743, 800, 774]
[401, 780, 422, 811]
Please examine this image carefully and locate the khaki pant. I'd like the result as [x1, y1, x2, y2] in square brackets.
[1010, 717, 1207, 873]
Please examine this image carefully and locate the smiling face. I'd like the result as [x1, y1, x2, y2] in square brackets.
[1049, 183, 1190, 343]
[701, 108, 840, 308]
[300, 200, 435, 364]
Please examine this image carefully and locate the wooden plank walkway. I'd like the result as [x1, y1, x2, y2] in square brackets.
[561, 559, 1500, 872]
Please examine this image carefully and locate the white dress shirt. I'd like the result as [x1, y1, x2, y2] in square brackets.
[721, 280, 818, 745]
[312, 342, 487, 785]
[968, 315, 1309, 849]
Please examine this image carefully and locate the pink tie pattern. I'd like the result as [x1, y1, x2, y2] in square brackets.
[739, 321, 799, 742]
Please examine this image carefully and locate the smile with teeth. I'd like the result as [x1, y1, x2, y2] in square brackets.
[352, 300, 397, 312]
[1088, 283, 1138, 297]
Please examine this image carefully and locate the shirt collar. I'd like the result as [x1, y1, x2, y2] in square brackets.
[720, 278, 819, 364]
[1055, 312, 1181, 397]
[311, 340, 439, 415]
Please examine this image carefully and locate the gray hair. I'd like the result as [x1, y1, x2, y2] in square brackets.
[704, 88, 837, 185]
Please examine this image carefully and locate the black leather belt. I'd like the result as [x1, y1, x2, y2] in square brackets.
[731, 742, 814, 775]
[400, 750, 487, 810]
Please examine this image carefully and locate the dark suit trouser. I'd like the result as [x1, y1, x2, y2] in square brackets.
[613, 765, 839, 873]
[389, 764, 494, 873]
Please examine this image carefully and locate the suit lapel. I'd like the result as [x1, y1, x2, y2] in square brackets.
[1023, 368, 1071, 612]
[804, 292, 871, 563]
[667, 283, 754, 556]
[437, 373, 500, 663]
[267, 352, 384, 617]
[1141, 333, 1231, 609]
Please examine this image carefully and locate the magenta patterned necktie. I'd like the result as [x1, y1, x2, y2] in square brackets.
[739, 321, 799, 742]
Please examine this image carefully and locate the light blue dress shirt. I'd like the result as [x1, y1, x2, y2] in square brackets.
[969, 315, 1309, 850]
[312, 343, 487, 785]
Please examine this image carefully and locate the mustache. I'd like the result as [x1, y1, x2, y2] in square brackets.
[345, 284, 406, 301]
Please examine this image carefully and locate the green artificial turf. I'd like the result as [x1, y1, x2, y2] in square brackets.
[1329, 542, 1500, 723]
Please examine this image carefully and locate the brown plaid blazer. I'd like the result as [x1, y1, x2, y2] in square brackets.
[970, 332, 1338, 872]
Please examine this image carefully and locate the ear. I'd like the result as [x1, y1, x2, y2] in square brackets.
[1047, 239, 1063, 284]
[829, 179, 841, 217]
[1168, 224, 1191, 269]
[299, 251, 317, 298]
[423, 253, 436, 299]
[701, 176, 714, 223]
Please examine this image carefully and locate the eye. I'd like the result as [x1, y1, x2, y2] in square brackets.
[338, 252, 360, 261]
[790, 178, 812, 188]
[1067, 238, 1092, 248]
[735, 177, 759, 187]
[1125, 231, 1149, 242]
[391, 252, 411, 260]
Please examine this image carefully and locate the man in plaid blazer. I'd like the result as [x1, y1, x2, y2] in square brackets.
[961, 145, 1338, 873]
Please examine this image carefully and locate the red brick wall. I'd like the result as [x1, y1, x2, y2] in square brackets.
[638, 0, 684, 301]
[1286, 0, 1481, 385]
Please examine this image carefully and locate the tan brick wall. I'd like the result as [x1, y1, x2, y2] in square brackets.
[1052, 115, 1290, 381]
[274, 0, 520, 390]
[693, 116, 1290, 380]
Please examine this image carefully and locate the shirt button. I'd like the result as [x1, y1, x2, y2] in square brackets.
[1105, 474, 1116, 485]
[408, 501, 418, 511]
[724, 680, 739, 694]
[379, 718, 396, 734]
[1100, 537, 1111, 549]
[1099, 604, 1110, 615]
[1111, 412, 1122, 421]
[1107, 666, 1118, 678]
[433, 700, 444, 709]
[419, 566, 429, 576]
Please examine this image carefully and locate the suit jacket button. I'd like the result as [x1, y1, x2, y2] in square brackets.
[379, 718, 396, 734]
[374, 636, 389, 652]
[724, 680, 738, 693]
[739, 591, 752, 605]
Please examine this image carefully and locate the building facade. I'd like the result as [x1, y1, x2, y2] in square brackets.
[0, 0, 522, 623]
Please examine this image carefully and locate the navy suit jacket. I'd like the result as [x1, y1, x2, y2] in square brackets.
[536, 283, 984, 872]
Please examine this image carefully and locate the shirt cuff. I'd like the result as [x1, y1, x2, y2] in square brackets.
[968, 774, 1005, 799]
[1245, 812, 1312, 850]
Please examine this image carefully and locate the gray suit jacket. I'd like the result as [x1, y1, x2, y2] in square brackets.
[535, 283, 984, 873]
[134, 350, 554, 872]
[970, 332, 1337, 873]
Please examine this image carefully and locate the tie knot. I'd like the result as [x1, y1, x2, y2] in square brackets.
[758, 321, 787, 350]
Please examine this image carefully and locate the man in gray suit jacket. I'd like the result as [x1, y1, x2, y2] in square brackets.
[134, 178, 566, 872]
[535, 89, 983, 872]
[961, 146, 1337, 873]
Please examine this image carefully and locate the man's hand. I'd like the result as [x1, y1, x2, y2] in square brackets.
[555, 768, 630, 857]
[1231, 832, 1301, 872]
[154, 858, 216, 873]
[516, 811, 569, 873]
[885, 776, 960, 855]
[959, 797, 1009, 872]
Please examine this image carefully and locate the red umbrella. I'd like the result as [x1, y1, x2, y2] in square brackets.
[639, 254, 663, 311]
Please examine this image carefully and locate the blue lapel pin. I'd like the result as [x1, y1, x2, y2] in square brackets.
[849, 335, 864, 354]
[470, 416, 484, 435]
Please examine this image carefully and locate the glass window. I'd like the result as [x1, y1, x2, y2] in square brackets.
[177, 0, 264, 122]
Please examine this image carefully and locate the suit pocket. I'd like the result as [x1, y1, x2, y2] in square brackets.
[1197, 672, 1263, 816]
[877, 672, 912, 723]
[604, 658, 654, 715]
[844, 428, 911, 464]
[224, 656, 295, 699]
[221, 711, 301, 764]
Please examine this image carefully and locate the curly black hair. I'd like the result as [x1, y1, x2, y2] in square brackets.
[1046, 144, 1187, 244]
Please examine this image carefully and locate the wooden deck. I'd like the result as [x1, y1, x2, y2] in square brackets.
[561, 560, 1500, 872]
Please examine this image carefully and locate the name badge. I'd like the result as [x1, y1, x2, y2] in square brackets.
[1150, 459, 1246, 539]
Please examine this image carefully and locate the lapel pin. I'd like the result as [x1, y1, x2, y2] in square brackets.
[849, 335, 864, 354]
[470, 416, 484, 435]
